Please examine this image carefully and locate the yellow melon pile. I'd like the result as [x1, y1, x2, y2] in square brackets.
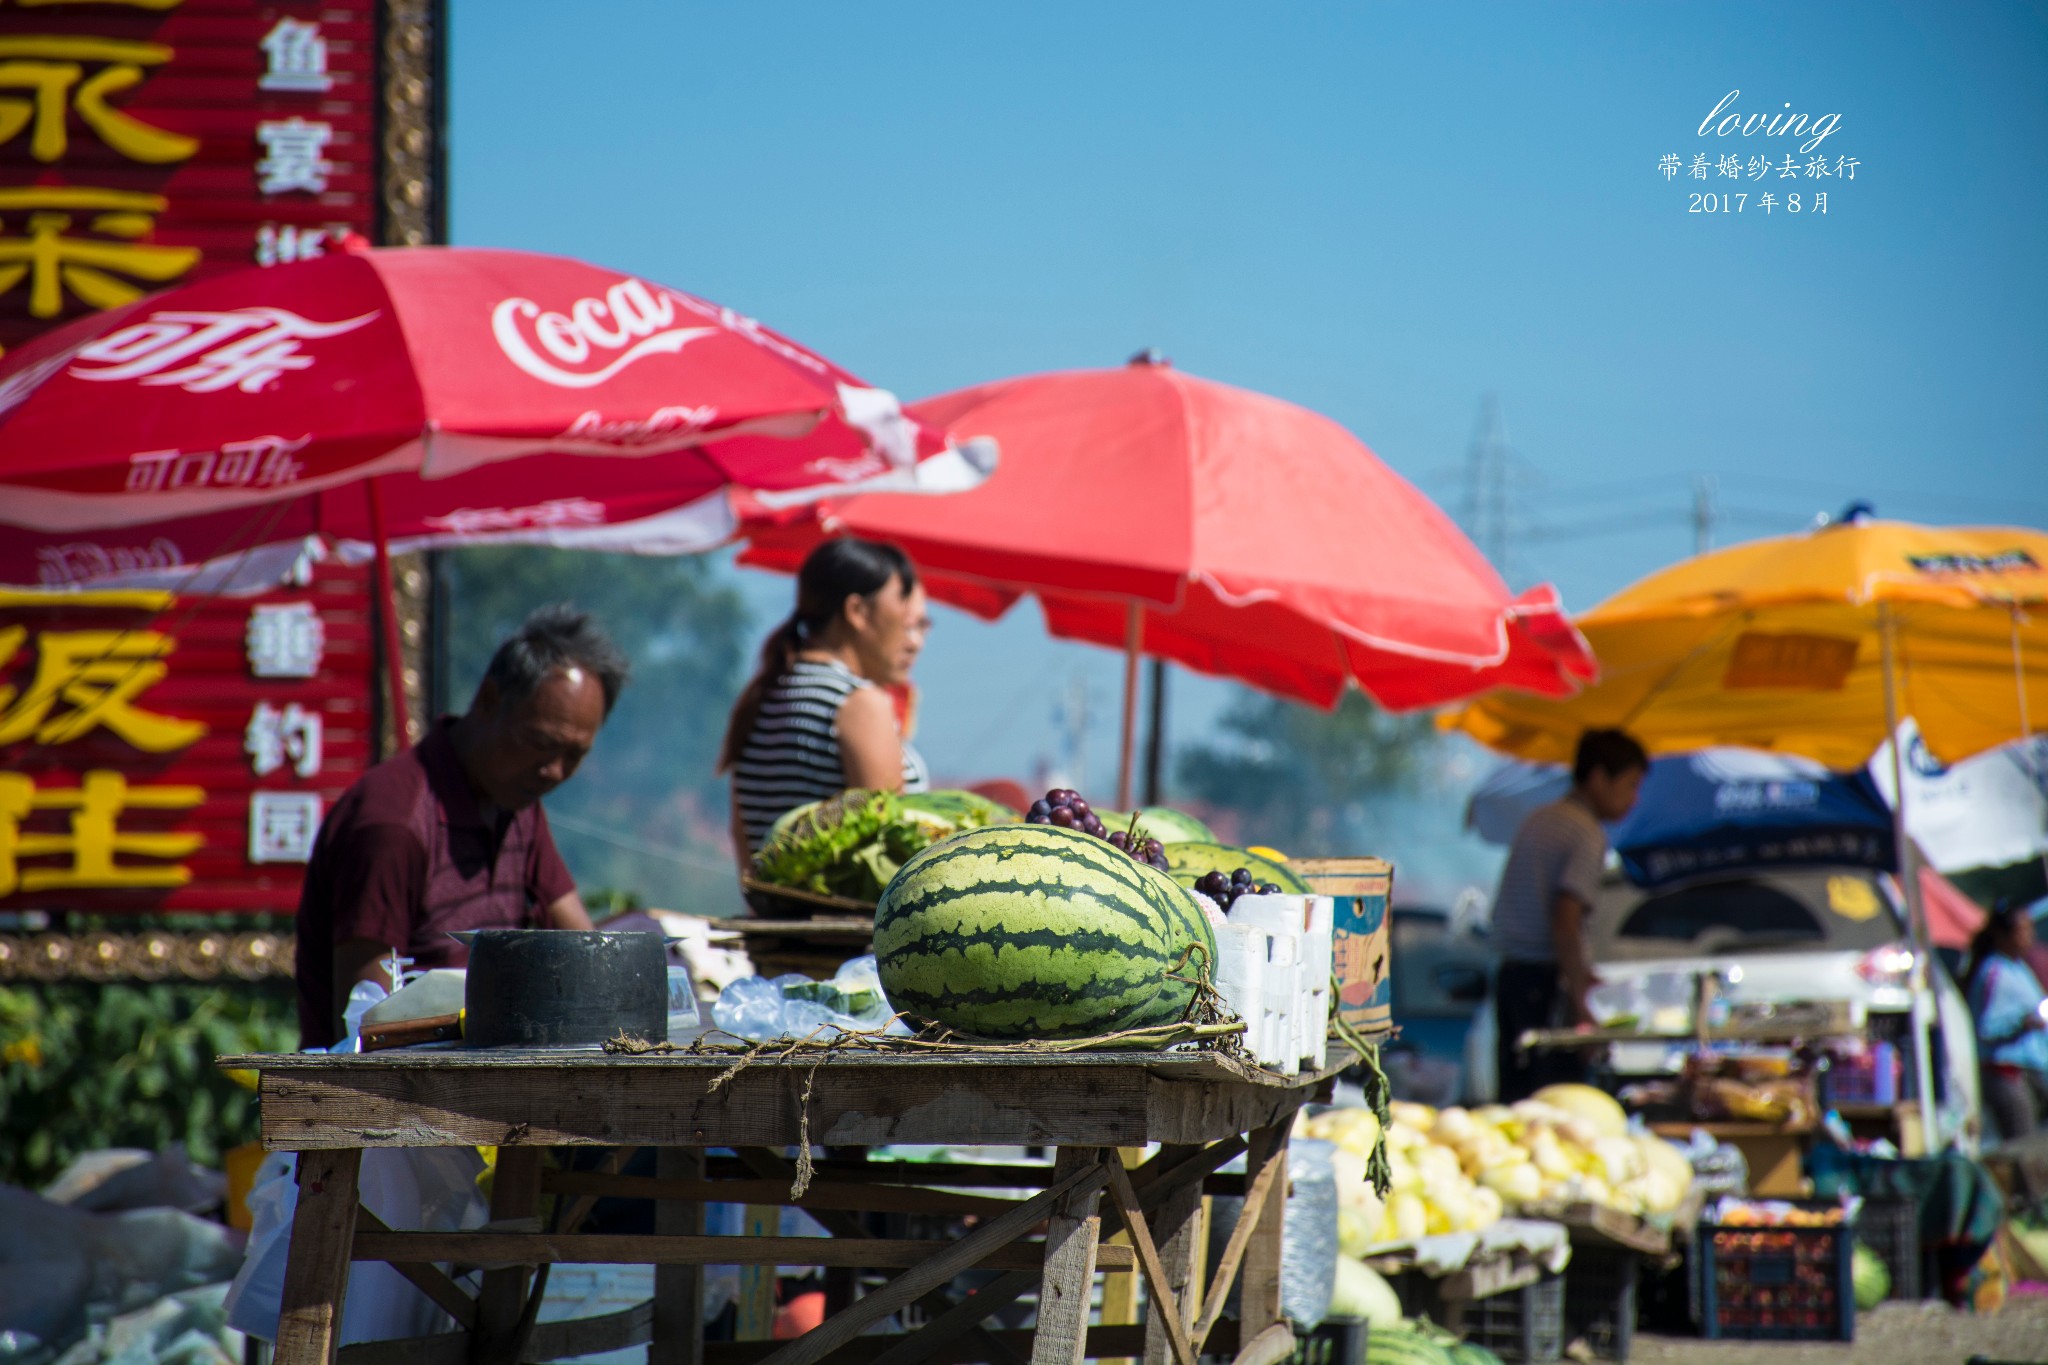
[1299, 1083, 1695, 1256]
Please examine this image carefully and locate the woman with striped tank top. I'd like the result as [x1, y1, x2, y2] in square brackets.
[719, 538, 932, 860]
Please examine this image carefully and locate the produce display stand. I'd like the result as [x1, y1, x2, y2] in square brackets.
[1510, 999, 1862, 1055]
[1367, 1240, 1555, 1307]
[1519, 1002, 1864, 1203]
[1515, 1200, 1689, 1259]
[735, 880, 876, 916]
[710, 913, 874, 980]
[1522, 1192, 1704, 1363]
[223, 1042, 1366, 1365]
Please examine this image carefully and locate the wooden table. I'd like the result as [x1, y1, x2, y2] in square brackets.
[226, 1044, 1354, 1365]
[1513, 998, 1863, 1054]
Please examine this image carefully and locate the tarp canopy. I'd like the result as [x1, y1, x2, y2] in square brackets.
[1466, 747, 1895, 887]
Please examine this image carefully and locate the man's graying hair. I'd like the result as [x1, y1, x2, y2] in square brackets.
[480, 605, 629, 716]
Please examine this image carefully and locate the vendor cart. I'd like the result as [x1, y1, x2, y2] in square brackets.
[224, 1043, 1362, 1365]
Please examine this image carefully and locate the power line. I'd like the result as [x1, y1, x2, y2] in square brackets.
[546, 810, 735, 875]
[1716, 473, 2029, 522]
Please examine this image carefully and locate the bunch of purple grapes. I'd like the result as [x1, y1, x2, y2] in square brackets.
[1194, 867, 1283, 911]
[1026, 789, 1171, 871]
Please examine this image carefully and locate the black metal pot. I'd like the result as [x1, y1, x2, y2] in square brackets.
[461, 929, 668, 1048]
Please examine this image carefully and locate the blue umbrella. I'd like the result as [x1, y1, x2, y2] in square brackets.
[1465, 748, 1896, 887]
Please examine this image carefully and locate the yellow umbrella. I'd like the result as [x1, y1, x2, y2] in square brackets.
[1446, 516, 2048, 1147]
[1446, 518, 2048, 770]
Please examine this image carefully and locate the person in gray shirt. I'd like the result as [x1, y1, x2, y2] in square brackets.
[1492, 728, 1647, 1101]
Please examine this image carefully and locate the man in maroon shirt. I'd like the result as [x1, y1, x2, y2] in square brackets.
[295, 605, 629, 1047]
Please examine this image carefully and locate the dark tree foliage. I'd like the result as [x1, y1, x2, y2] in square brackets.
[0, 982, 295, 1186]
[437, 547, 754, 912]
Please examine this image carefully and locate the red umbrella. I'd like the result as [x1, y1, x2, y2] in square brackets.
[0, 247, 988, 732]
[740, 356, 1595, 804]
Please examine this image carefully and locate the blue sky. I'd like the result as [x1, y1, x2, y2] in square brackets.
[449, 2, 2048, 895]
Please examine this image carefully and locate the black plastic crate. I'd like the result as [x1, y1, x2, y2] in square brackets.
[1391, 1268, 1563, 1362]
[1465, 1273, 1565, 1362]
[1857, 1193, 1924, 1302]
[1698, 1205, 1856, 1342]
[1564, 1245, 1639, 1361]
[1290, 1318, 1368, 1365]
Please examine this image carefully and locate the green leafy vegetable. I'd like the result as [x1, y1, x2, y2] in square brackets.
[752, 789, 950, 902]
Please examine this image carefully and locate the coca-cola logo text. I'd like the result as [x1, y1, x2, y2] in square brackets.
[491, 278, 715, 389]
[36, 538, 184, 586]
[559, 405, 719, 446]
[421, 498, 607, 536]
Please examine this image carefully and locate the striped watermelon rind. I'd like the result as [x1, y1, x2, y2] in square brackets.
[1127, 861, 1218, 1026]
[1162, 842, 1309, 895]
[900, 789, 1020, 828]
[874, 825, 1201, 1040]
[1365, 1329, 1454, 1365]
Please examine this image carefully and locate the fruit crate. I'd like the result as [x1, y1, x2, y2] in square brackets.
[1563, 1245, 1638, 1361]
[1857, 1192, 1924, 1303]
[1698, 1204, 1856, 1342]
[1288, 1317, 1368, 1365]
[1391, 1263, 1562, 1361]
[1469, 1272, 1564, 1362]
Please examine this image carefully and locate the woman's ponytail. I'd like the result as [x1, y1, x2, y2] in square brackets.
[717, 614, 803, 772]
[717, 538, 917, 774]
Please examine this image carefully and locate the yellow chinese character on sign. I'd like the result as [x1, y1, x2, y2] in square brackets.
[0, 36, 198, 163]
[0, 626, 206, 751]
[0, 187, 199, 318]
[0, 770, 203, 895]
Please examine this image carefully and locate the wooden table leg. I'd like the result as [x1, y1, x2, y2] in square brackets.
[650, 1147, 705, 1365]
[1141, 1145, 1204, 1365]
[823, 1147, 866, 1321]
[1031, 1146, 1105, 1365]
[275, 1148, 362, 1365]
[1236, 1124, 1291, 1341]
[735, 1204, 779, 1340]
[470, 1147, 543, 1365]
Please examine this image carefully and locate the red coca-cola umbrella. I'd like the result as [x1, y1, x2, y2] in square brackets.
[0, 246, 989, 732]
[741, 355, 1595, 804]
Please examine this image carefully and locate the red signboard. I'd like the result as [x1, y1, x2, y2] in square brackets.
[0, 0, 379, 353]
[0, 560, 375, 912]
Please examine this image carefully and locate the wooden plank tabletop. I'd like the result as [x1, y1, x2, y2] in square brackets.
[225, 1044, 1366, 1152]
[221, 1044, 1333, 1078]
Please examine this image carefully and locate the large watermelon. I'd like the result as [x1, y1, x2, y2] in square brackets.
[1126, 861, 1218, 1027]
[1162, 842, 1309, 895]
[875, 825, 1206, 1040]
[901, 789, 1019, 828]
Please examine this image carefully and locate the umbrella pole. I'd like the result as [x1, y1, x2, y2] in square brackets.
[2013, 606, 2048, 894]
[1882, 604, 1940, 1152]
[1142, 657, 1168, 806]
[1117, 602, 1142, 810]
[366, 476, 414, 751]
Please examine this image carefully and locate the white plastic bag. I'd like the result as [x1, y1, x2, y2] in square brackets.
[223, 1147, 488, 1345]
[224, 980, 489, 1345]
[711, 956, 901, 1040]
